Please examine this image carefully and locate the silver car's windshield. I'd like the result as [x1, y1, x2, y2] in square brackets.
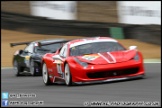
[35, 43, 63, 53]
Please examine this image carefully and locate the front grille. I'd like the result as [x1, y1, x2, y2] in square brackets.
[87, 67, 139, 79]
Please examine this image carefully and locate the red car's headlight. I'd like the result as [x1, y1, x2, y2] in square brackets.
[134, 53, 140, 61]
[74, 58, 88, 68]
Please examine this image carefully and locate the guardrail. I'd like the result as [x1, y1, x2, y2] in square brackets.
[1, 11, 161, 45]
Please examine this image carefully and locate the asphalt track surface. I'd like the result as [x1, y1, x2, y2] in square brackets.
[1, 63, 161, 107]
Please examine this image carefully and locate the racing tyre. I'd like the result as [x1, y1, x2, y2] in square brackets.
[42, 63, 52, 85]
[64, 64, 72, 86]
[30, 59, 36, 76]
[13, 60, 22, 76]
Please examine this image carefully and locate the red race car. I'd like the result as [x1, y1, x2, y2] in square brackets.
[42, 37, 145, 86]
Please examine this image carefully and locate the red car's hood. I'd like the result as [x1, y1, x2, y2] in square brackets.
[76, 50, 137, 65]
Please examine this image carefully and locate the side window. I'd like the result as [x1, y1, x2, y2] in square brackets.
[59, 44, 68, 58]
[24, 43, 34, 53]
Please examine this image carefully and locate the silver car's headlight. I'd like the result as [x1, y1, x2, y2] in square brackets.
[74, 58, 88, 68]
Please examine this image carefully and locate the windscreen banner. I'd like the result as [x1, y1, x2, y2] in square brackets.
[30, 1, 77, 20]
[117, 1, 161, 25]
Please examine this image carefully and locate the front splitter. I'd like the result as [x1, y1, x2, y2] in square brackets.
[74, 74, 145, 85]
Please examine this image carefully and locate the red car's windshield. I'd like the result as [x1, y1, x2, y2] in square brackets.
[70, 42, 126, 56]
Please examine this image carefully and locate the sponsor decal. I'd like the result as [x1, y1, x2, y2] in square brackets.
[117, 1, 161, 25]
[25, 56, 30, 60]
[30, 1, 77, 20]
[82, 54, 99, 61]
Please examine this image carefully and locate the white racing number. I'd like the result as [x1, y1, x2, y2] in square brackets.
[55, 44, 67, 78]
[56, 63, 62, 75]
[53, 59, 63, 76]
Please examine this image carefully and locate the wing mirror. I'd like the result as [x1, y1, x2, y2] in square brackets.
[129, 46, 137, 50]
[52, 55, 63, 61]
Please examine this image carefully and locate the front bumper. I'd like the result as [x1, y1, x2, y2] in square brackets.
[69, 60, 144, 83]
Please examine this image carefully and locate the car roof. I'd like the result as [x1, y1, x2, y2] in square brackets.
[67, 37, 118, 48]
